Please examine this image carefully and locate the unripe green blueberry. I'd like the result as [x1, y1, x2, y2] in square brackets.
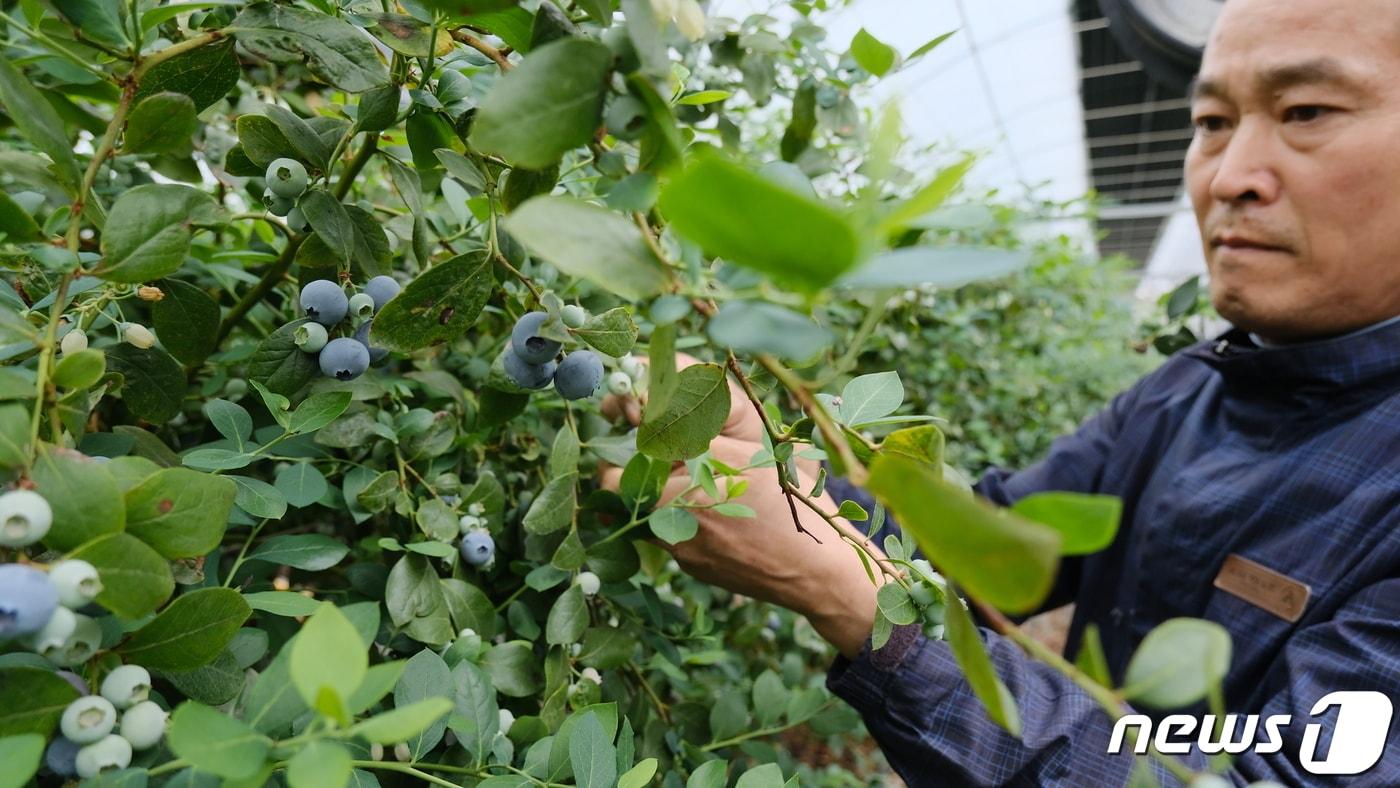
[576, 571, 600, 597]
[60, 329, 88, 355]
[606, 370, 632, 396]
[100, 665, 152, 710]
[909, 582, 936, 608]
[349, 292, 376, 320]
[224, 378, 248, 398]
[467, 502, 485, 516]
[370, 743, 384, 761]
[579, 667, 601, 685]
[604, 95, 647, 141]
[394, 742, 412, 762]
[52, 613, 101, 666]
[293, 321, 328, 353]
[24, 605, 76, 657]
[568, 642, 582, 657]
[286, 205, 310, 234]
[0, 489, 53, 548]
[457, 514, 483, 535]
[265, 158, 309, 199]
[118, 700, 167, 750]
[560, 304, 587, 328]
[434, 472, 462, 495]
[619, 355, 643, 380]
[74, 734, 131, 779]
[48, 560, 102, 609]
[262, 188, 294, 216]
[498, 708, 515, 733]
[61, 696, 117, 744]
[121, 322, 156, 349]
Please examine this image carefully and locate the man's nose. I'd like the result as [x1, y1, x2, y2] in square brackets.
[1209, 119, 1282, 205]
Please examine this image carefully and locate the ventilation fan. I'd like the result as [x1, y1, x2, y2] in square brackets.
[1098, 0, 1225, 90]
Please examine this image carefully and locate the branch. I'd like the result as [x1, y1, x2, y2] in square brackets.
[450, 29, 512, 71]
[724, 353, 819, 543]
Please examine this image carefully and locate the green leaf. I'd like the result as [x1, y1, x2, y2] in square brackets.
[299, 191, 353, 263]
[522, 474, 577, 535]
[205, 399, 252, 446]
[865, 453, 1060, 614]
[637, 363, 731, 461]
[1122, 618, 1232, 709]
[385, 555, 454, 646]
[942, 586, 1021, 736]
[352, 698, 453, 744]
[482, 641, 543, 698]
[578, 628, 637, 670]
[645, 322, 677, 418]
[249, 320, 320, 396]
[658, 157, 860, 292]
[0, 668, 79, 736]
[52, 0, 127, 50]
[124, 92, 197, 155]
[850, 28, 897, 77]
[367, 13, 452, 57]
[167, 702, 271, 780]
[346, 661, 405, 713]
[0, 733, 44, 788]
[619, 758, 658, 788]
[448, 659, 499, 766]
[247, 534, 348, 571]
[839, 372, 903, 426]
[505, 196, 667, 301]
[396, 650, 452, 759]
[909, 30, 957, 61]
[244, 591, 321, 617]
[53, 349, 105, 390]
[96, 184, 221, 282]
[288, 391, 353, 434]
[877, 156, 974, 236]
[262, 104, 332, 171]
[687, 759, 728, 788]
[118, 588, 252, 671]
[291, 603, 368, 723]
[0, 405, 27, 470]
[165, 648, 246, 706]
[435, 148, 487, 193]
[469, 38, 613, 168]
[1011, 492, 1122, 556]
[0, 192, 41, 242]
[875, 583, 918, 625]
[706, 301, 833, 361]
[66, 533, 174, 619]
[286, 740, 352, 788]
[649, 507, 698, 545]
[106, 344, 187, 424]
[0, 57, 81, 193]
[152, 278, 220, 366]
[709, 691, 749, 742]
[231, 475, 288, 520]
[546, 585, 588, 646]
[230, 3, 389, 93]
[274, 462, 330, 508]
[31, 449, 124, 551]
[752, 671, 788, 727]
[371, 252, 493, 352]
[735, 763, 785, 788]
[837, 246, 1033, 290]
[572, 307, 638, 356]
[678, 90, 731, 105]
[124, 467, 236, 558]
[569, 712, 617, 788]
[235, 114, 293, 170]
[134, 39, 240, 111]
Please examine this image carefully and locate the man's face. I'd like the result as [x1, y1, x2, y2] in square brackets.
[1184, 0, 1400, 342]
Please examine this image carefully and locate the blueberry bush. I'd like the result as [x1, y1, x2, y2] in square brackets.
[0, 0, 1243, 786]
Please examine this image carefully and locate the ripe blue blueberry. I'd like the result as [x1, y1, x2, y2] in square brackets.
[561, 304, 587, 328]
[300, 280, 348, 326]
[354, 321, 388, 362]
[0, 489, 53, 548]
[48, 560, 102, 609]
[45, 736, 80, 778]
[119, 700, 167, 750]
[502, 349, 556, 390]
[348, 292, 376, 320]
[101, 665, 151, 709]
[364, 275, 401, 310]
[553, 350, 604, 400]
[294, 321, 328, 353]
[319, 337, 370, 381]
[265, 157, 309, 199]
[459, 531, 495, 566]
[61, 696, 117, 744]
[75, 734, 131, 779]
[510, 311, 561, 364]
[0, 563, 58, 638]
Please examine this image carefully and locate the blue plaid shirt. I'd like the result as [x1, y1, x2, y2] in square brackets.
[825, 315, 1400, 786]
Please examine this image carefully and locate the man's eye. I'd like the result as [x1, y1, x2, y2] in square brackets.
[1284, 106, 1331, 123]
[1193, 115, 1228, 132]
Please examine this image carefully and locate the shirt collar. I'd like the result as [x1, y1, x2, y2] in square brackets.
[1184, 311, 1400, 395]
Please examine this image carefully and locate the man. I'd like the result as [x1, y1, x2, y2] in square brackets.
[609, 0, 1400, 783]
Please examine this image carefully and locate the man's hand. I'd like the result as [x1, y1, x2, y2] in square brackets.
[599, 354, 885, 659]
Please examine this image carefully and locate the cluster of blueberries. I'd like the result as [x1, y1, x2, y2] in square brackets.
[455, 504, 496, 568]
[502, 310, 639, 399]
[295, 275, 401, 380]
[260, 157, 313, 233]
[0, 489, 166, 777]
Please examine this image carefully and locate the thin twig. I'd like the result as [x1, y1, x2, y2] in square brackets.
[450, 29, 512, 71]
